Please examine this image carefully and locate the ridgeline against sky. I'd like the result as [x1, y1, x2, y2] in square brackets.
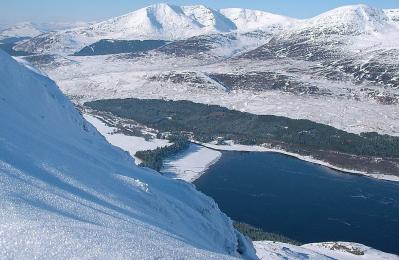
[1, 0, 398, 23]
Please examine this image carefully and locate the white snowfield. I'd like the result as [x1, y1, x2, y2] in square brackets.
[254, 241, 399, 260]
[0, 50, 257, 259]
[302, 5, 394, 34]
[220, 8, 298, 32]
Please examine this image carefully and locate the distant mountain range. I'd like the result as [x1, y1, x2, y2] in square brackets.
[10, 4, 399, 55]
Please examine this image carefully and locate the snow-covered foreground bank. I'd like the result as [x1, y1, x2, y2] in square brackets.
[0, 50, 256, 259]
[254, 241, 399, 260]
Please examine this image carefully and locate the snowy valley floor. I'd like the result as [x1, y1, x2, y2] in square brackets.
[36, 54, 399, 137]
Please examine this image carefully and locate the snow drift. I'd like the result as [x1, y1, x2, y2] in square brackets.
[0, 49, 254, 259]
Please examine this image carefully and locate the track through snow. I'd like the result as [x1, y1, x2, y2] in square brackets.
[0, 50, 254, 259]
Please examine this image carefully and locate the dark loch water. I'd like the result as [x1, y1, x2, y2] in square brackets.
[194, 151, 399, 255]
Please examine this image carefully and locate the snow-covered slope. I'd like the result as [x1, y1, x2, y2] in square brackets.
[301, 4, 393, 35]
[0, 22, 44, 39]
[0, 49, 256, 259]
[240, 5, 399, 89]
[255, 241, 399, 259]
[220, 8, 297, 32]
[182, 5, 237, 32]
[385, 9, 399, 26]
[0, 21, 92, 43]
[39, 21, 94, 31]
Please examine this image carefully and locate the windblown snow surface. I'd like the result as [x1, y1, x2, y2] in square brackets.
[0, 50, 257, 259]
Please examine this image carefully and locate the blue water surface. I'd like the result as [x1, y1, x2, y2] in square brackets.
[194, 151, 399, 254]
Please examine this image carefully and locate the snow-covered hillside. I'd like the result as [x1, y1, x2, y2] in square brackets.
[0, 21, 93, 42]
[0, 22, 44, 39]
[255, 241, 399, 259]
[220, 8, 297, 32]
[0, 49, 257, 259]
[301, 5, 393, 35]
[385, 9, 399, 27]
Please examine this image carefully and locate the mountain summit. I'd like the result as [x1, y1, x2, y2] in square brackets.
[303, 4, 393, 35]
[91, 3, 237, 40]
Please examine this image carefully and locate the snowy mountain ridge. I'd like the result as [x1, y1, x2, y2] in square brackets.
[14, 3, 399, 55]
[12, 3, 297, 54]
[90, 3, 235, 40]
[301, 4, 395, 35]
[220, 8, 298, 32]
